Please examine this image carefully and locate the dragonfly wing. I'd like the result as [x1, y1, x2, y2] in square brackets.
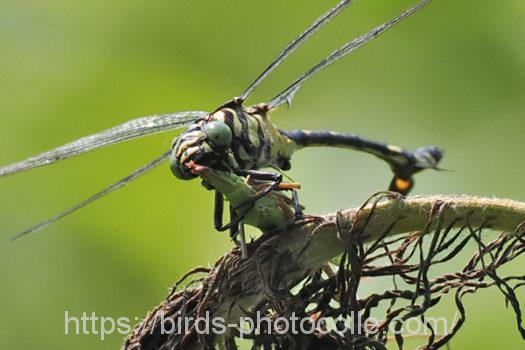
[10, 150, 171, 240]
[238, 0, 354, 102]
[0, 110, 208, 177]
[268, 0, 433, 109]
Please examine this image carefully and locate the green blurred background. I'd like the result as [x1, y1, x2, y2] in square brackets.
[1, 0, 524, 348]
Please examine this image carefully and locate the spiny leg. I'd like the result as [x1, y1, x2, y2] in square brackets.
[233, 170, 304, 223]
[213, 190, 252, 241]
[231, 169, 284, 214]
[292, 190, 303, 220]
[213, 186, 264, 235]
[213, 171, 303, 254]
[234, 169, 283, 182]
[233, 182, 304, 234]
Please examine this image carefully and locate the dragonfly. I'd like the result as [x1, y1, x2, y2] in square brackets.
[1, 0, 442, 243]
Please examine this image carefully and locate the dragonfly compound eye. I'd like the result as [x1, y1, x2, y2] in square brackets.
[202, 121, 232, 148]
[169, 152, 197, 180]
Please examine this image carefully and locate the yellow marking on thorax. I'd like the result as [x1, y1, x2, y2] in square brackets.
[211, 108, 243, 138]
[228, 108, 244, 137]
[245, 114, 261, 148]
[237, 144, 250, 161]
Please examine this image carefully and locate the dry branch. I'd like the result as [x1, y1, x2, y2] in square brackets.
[125, 194, 525, 350]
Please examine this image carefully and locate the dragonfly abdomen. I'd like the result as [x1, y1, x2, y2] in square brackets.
[283, 129, 443, 194]
[284, 129, 397, 158]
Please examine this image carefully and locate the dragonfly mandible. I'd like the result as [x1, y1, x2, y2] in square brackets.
[1, 0, 442, 242]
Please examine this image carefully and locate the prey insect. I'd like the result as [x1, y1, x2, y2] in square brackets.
[1, 0, 442, 244]
[189, 163, 303, 258]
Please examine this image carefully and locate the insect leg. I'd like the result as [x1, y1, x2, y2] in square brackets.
[292, 190, 304, 220]
[237, 223, 249, 259]
[235, 181, 282, 211]
[229, 205, 240, 240]
[230, 170, 284, 214]
[228, 206, 250, 259]
[234, 169, 283, 182]
[214, 184, 270, 236]
[214, 190, 231, 232]
[209, 169, 301, 236]
[215, 195, 251, 257]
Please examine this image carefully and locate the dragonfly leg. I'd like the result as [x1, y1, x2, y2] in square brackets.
[214, 184, 264, 237]
[292, 190, 303, 221]
[234, 169, 283, 182]
[213, 190, 254, 239]
[234, 169, 305, 217]
[234, 181, 282, 213]
[213, 170, 301, 243]
[233, 176, 303, 223]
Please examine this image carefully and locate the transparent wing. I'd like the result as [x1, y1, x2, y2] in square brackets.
[10, 150, 171, 240]
[268, 0, 433, 109]
[0, 110, 208, 177]
[238, 0, 354, 102]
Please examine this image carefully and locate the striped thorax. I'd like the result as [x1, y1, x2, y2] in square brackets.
[169, 101, 300, 180]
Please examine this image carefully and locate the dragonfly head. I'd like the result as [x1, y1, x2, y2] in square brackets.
[170, 120, 233, 180]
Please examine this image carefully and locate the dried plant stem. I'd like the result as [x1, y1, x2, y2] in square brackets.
[125, 194, 525, 350]
[297, 194, 525, 269]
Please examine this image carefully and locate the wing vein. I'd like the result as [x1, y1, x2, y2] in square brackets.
[0, 111, 208, 177]
[238, 0, 354, 102]
[10, 150, 171, 241]
[268, 0, 433, 109]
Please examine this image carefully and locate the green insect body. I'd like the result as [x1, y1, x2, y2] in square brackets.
[192, 164, 297, 232]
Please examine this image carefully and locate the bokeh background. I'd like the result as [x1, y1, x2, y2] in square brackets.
[1, 0, 524, 348]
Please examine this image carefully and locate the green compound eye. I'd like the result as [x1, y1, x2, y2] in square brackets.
[202, 121, 232, 147]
